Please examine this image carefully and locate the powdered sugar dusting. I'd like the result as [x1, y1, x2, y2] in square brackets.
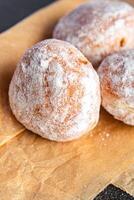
[9, 39, 101, 141]
[53, 0, 134, 67]
[98, 49, 134, 125]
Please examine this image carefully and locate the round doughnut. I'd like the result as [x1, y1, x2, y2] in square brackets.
[98, 49, 134, 125]
[9, 39, 101, 142]
[53, 1, 134, 68]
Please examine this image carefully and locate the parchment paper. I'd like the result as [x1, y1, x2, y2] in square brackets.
[114, 166, 134, 196]
[1, 109, 134, 200]
[1, 0, 134, 199]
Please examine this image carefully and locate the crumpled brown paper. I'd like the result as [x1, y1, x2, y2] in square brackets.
[1, 110, 134, 200]
[1, 0, 134, 199]
[114, 165, 134, 197]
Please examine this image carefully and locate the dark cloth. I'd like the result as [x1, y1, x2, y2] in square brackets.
[0, 0, 54, 32]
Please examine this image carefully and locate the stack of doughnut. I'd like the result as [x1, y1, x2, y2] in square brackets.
[9, 0, 134, 142]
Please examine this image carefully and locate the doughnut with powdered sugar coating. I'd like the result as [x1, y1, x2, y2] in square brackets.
[9, 39, 101, 142]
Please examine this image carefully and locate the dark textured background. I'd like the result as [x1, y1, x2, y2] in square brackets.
[0, 0, 54, 32]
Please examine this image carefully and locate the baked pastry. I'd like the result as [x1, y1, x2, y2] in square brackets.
[98, 49, 134, 125]
[53, 0, 134, 68]
[9, 39, 101, 142]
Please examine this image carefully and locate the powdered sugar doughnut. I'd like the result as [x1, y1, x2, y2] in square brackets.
[9, 39, 101, 142]
[98, 49, 134, 125]
[53, 0, 134, 68]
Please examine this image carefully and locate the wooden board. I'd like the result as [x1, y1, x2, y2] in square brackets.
[0, 0, 134, 199]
